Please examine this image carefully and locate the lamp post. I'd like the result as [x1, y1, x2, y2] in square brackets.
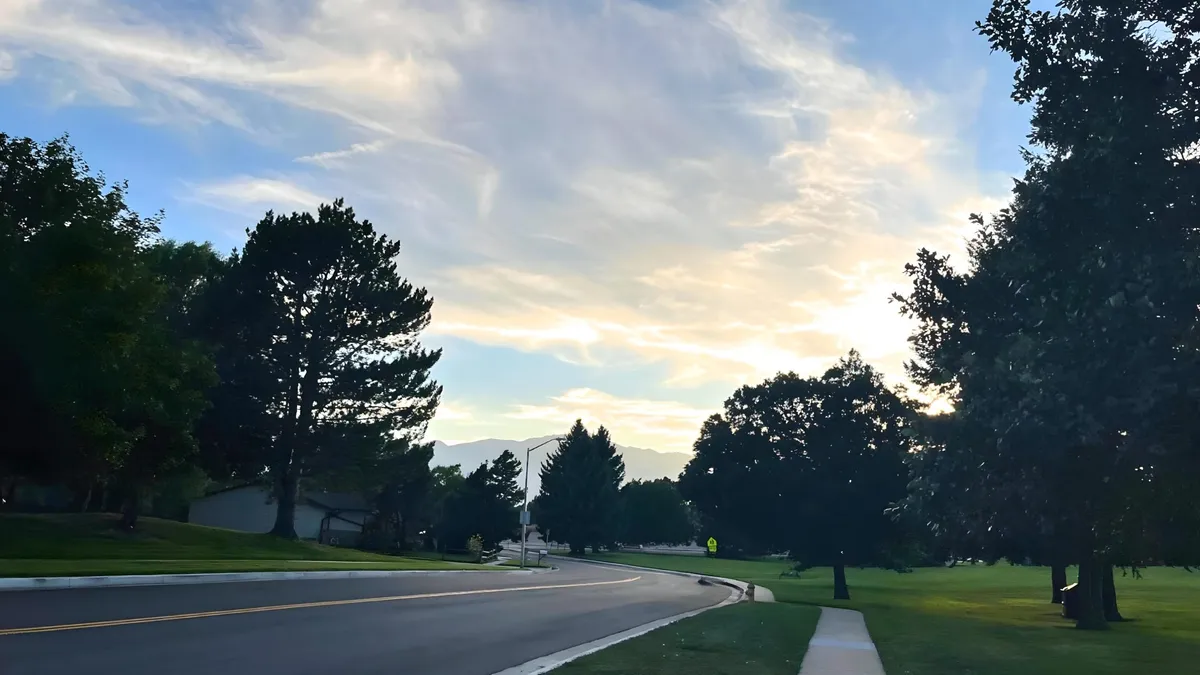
[520, 436, 564, 569]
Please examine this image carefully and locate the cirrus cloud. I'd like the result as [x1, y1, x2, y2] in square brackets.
[0, 0, 1012, 447]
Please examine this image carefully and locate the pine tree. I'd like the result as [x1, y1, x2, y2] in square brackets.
[537, 420, 623, 554]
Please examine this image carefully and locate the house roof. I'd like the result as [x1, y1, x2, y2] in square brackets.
[198, 484, 370, 513]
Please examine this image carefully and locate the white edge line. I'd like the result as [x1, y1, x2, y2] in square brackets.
[488, 585, 742, 675]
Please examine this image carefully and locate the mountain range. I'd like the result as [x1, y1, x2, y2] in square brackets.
[430, 436, 692, 497]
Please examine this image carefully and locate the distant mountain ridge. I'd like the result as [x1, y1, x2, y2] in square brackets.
[430, 435, 691, 496]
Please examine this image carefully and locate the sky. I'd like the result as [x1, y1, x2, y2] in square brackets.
[0, 0, 1035, 453]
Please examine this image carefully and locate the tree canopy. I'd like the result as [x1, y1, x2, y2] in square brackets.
[894, 0, 1200, 629]
[537, 420, 626, 554]
[214, 202, 442, 538]
[618, 479, 694, 547]
[681, 351, 915, 598]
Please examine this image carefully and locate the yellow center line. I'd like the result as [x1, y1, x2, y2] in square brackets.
[0, 575, 641, 637]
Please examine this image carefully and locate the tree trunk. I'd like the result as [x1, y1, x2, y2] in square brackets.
[80, 484, 94, 513]
[833, 562, 851, 600]
[1103, 565, 1124, 622]
[0, 477, 15, 511]
[270, 471, 299, 539]
[1074, 556, 1109, 630]
[1051, 564, 1067, 604]
[119, 491, 139, 530]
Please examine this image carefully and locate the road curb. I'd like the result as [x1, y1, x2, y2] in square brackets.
[0, 567, 531, 592]
[547, 555, 753, 597]
[488, 578, 741, 675]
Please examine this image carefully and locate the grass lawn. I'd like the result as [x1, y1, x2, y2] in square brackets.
[589, 552, 1200, 675]
[0, 513, 477, 575]
[555, 602, 820, 675]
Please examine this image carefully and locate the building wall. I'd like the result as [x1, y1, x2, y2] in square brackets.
[188, 486, 328, 540]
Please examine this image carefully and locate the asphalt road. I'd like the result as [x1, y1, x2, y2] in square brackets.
[0, 560, 729, 675]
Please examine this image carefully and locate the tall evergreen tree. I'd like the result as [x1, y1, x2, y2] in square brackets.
[219, 200, 442, 538]
[537, 420, 623, 554]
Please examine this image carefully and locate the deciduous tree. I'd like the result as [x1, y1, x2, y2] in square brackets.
[618, 479, 694, 547]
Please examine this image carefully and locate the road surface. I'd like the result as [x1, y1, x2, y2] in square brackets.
[0, 559, 729, 675]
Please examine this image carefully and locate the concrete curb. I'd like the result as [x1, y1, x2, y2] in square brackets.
[489, 581, 742, 675]
[548, 555, 766, 599]
[549, 554, 782, 600]
[0, 567, 532, 592]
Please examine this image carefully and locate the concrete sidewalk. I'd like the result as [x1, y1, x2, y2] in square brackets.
[797, 607, 886, 675]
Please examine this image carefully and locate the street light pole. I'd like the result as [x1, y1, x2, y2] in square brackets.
[520, 436, 563, 569]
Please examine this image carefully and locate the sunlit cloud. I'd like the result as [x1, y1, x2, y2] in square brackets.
[0, 0, 1007, 448]
[508, 388, 714, 453]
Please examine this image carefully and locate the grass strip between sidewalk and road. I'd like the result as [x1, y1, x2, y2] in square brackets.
[554, 602, 819, 675]
[586, 552, 1200, 675]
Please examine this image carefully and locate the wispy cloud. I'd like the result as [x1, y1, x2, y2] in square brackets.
[0, 0, 1008, 446]
[186, 177, 327, 214]
[296, 140, 390, 167]
[0, 49, 15, 81]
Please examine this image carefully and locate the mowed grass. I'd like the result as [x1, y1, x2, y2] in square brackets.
[590, 552, 1200, 675]
[555, 602, 820, 675]
[0, 513, 476, 575]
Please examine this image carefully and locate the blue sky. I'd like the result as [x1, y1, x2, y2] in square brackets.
[0, 0, 1034, 451]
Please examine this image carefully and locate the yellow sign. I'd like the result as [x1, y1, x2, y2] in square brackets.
[706, 537, 718, 554]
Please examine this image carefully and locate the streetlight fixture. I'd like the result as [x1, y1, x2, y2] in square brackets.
[519, 436, 564, 569]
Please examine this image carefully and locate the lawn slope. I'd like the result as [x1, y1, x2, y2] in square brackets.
[1, 513, 473, 576]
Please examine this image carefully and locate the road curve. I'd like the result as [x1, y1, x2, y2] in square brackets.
[1, 559, 730, 675]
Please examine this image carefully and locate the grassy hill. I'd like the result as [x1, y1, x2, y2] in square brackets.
[0, 513, 473, 576]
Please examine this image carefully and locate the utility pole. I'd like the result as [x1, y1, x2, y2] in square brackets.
[520, 436, 563, 569]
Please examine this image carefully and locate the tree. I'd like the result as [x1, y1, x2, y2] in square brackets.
[1, 133, 161, 500]
[618, 479, 694, 547]
[439, 451, 525, 550]
[789, 354, 914, 599]
[110, 241, 221, 528]
[221, 201, 442, 538]
[536, 420, 624, 554]
[424, 464, 465, 549]
[370, 440, 434, 551]
[0, 136, 218, 528]
[895, 0, 1200, 629]
[682, 352, 913, 598]
[679, 414, 778, 557]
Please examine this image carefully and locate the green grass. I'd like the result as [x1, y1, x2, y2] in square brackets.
[554, 602, 820, 675]
[0, 558, 471, 577]
[0, 513, 476, 575]
[589, 552, 1200, 675]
